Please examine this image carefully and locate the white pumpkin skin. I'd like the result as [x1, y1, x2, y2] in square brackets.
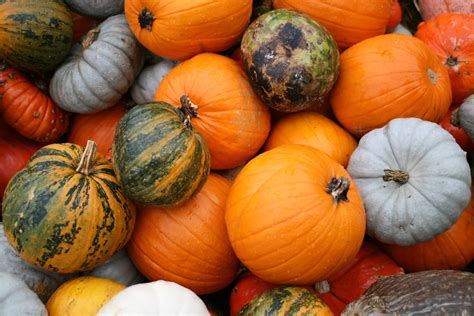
[0, 272, 47, 316]
[97, 280, 210, 315]
[130, 59, 176, 104]
[459, 95, 474, 141]
[65, 0, 124, 18]
[50, 14, 144, 114]
[347, 118, 472, 246]
[390, 24, 412, 36]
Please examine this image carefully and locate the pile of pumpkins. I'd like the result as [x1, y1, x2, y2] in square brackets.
[0, 0, 473, 315]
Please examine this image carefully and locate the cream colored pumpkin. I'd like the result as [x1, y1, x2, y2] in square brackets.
[130, 59, 176, 104]
[0, 272, 47, 315]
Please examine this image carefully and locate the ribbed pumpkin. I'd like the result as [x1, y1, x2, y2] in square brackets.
[418, 0, 473, 21]
[330, 34, 452, 137]
[415, 13, 474, 104]
[128, 173, 239, 294]
[131, 59, 176, 104]
[124, 0, 252, 61]
[0, 66, 69, 143]
[155, 53, 271, 170]
[0, 0, 73, 73]
[264, 112, 357, 167]
[273, 0, 392, 50]
[112, 102, 210, 206]
[2, 141, 136, 273]
[226, 145, 366, 285]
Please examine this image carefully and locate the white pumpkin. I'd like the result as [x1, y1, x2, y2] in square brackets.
[130, 59, 176, 104]
[390, 24, 412, 36]
[97, 280, 210, 315]
[347, 118, 471, 246]
[50, 14, 144, 114]
[65, 0, 124, 18]
[459, 95, 474, 141]
[0, 272, 47, 316]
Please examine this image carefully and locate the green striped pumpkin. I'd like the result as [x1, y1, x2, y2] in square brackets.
[112, 101, 211, 207]
[238, 287, 333, 316]
[0, 0, 73, 73]
[1, 141, 136, 274]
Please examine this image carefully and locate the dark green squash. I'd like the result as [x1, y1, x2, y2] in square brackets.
[112, 101, 211, 207]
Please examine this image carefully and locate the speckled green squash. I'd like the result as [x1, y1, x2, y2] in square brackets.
[1, 141, 136, 274]
[0, 0, 73, 73]
[241, 9, 339, 112]
[112, 102, 211, 207]
[238, 287, 332, 315]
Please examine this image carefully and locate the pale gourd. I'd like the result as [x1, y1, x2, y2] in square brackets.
[459, 95, 474, 141]
[65, 0, 124, 18]
[0, 272, 47, 316]
[131, 59, 176, 104]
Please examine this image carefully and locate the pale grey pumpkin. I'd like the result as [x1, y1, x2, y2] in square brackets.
[50, 14, 144, 114]
[0, 272, 47, 316]
[130, 59, 176, 104]
[459, 95, 474, 141]
[347, 117, 471, 246]
[65, 0, 124, 18]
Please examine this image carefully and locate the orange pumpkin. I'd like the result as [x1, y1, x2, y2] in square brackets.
[415, 13, 474, 105]
[273, 0, 392, 50]
[382, 187, 474, 272]
[226, 144, 366, 285]
[264, 112, 357, 167]
[127, 173, 240, 295]
[155, 53, 271, 170]
[125, 0, 252, 61]
[330, 34, 452, 137]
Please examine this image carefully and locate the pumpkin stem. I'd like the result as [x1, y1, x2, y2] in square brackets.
[327, 177, 350, 204]
[82, 28, 100, 49]
[314, 280, 330, 294]
[76, 140, 97, 175]
[138, 8, 155, 31]
[383, 169, 409, 185]
[179, 95, 199, 128]
[451, 107, 461, 128]
[446, 56, 459, 67]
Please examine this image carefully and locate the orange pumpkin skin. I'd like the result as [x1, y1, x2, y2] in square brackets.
[415, 13, 474, 105]
[330, 34, 452, 137]
[127, 173, 240, 295]
[382, 188, 474, 272]
[273, 0, 392, 50]
[155, 53, 271, 170]
[226, 145, 366, 285]
[125, 0, 252, 61]
[264, 112, 357, 167]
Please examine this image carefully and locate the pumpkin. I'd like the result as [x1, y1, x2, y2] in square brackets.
[273, 0, 392, 50]
[386, 0, 402, 32]
[440, 104, 474, 152]
[390, 24, 412, 35]
[67, 102, 127, 155]
[155, 53, 271, 170]
[0, 0, 73, 73]
[239, 287, 333, 316]
[0, 273, 47, 316]
[226, 144, 366, 285]
[2, 140, 136, 273]
[97, 280, 209, 315]
[0, 66, 70, 143]
[415, 13, 474, 104]
[65, 0, 124, 18]
[240, 9, 340, 113]
[112, 101, 210, 206]
[46, 276, 125, 316]
[460, 95, 474, 141]
[128, 173, 240, 294]
[347, 118, 472, 246]
[342, 270, 474, 315]
[264, 112, 357, 167]
[124, 0, 252, 61]
[72, 12, 101, 44]
[417, 0, 473, 21]
[330, 34, 452, 137]
[50, 14, 144, 114]
[131, 59, 176, 104]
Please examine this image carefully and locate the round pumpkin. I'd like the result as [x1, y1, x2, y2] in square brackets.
[0, 273, 47, 316]
[112, 101, 210, 206]
[131, 59, 176, 104]
[415, 13, 474, 104]
[2, 141, 136, 273]
[386, 0, 402, 33]
[347, 118, 472, 246]
[128, 173, 239, 294]
[460, 95, 474, 141]
[226, 144, 366, 285]
[155, 53, 271, 170]
[124, 0, 252, 61]
[264, 112, 357, 167]
[330, 34, 452, 137]
[417, 0, 473, 21]
[440, 104, 474, 152]
[273, 0, 392, 50]
[65, 0, 124, 18]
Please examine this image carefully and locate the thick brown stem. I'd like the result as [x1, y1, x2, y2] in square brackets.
[327, 177, 350, 203]
[138, 8, 155, 31]
[314, 280, 330, 294]
[179, 95, 199, 128]
[76, 140, 97, 175]
[383, 169, 409, 185]
[451, 107, 461, 128]
[446, 55, 459, 68]
[82, 28, 100, 49]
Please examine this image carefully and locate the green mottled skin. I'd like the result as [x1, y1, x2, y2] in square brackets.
[112, 102, 211, 207]
[0, 0, 73, 73]
[241, 9, 340, 112]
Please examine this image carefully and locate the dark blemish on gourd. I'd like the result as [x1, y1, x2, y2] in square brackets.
[278, 23, 305, 50]
[49, 18, 60, 28]
[285, 68, 312, 103]
[266, 62, 287, 82]
[21, 29, 38, 39]
[7, 14, 39, 23]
